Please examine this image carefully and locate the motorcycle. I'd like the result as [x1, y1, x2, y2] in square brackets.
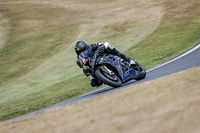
[78, 48, 146, 88]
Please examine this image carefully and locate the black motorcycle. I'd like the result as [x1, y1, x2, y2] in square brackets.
[78, 48, 146, 88]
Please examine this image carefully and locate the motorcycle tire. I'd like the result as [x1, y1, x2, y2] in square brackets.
[95, 68, 122, 88]
[134, 63, 146, 80]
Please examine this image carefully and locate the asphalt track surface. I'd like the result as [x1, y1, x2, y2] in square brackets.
[2, 43, 200, 123]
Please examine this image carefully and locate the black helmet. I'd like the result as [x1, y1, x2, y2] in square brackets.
[74, 40, 87, 54]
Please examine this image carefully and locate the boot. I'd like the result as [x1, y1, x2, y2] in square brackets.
[90, 77, 103, 88]
[130, 60, 137, 65]
[118, 52, 131, 62]
[118, 52, 137, 66]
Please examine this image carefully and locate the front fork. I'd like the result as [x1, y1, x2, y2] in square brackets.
[102, 66, 115, 76]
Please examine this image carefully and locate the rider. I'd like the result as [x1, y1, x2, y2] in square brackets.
[74, 40, 136, 88]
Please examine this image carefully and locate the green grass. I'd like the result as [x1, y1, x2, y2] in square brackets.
[0, 0, 200, 122]
[0, 74, 97, 120]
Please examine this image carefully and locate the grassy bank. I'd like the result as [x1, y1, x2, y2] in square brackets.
[127, 0, 200, 69]
[1, 67, 200, 133]
[0, 0, 200, 121]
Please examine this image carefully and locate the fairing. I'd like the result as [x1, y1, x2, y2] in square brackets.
[78, 48, 139, 83]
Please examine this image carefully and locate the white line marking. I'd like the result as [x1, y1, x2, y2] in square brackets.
[147, 43, 200, 72]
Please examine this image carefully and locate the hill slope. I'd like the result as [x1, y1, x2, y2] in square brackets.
[0, 0, 200, 121]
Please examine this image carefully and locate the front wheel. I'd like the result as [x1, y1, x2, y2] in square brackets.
[95, 68, 122, 88]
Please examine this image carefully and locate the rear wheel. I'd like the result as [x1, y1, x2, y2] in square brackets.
[95, 67, 122, 88]
[132, 63, 146, 80]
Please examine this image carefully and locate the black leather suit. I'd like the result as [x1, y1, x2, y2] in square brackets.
[76, 43, 131, 87]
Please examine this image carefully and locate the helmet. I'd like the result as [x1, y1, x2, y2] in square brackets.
[74, 40, 87, 54]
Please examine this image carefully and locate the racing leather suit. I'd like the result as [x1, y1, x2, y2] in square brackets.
[76, 42, 132, 87]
